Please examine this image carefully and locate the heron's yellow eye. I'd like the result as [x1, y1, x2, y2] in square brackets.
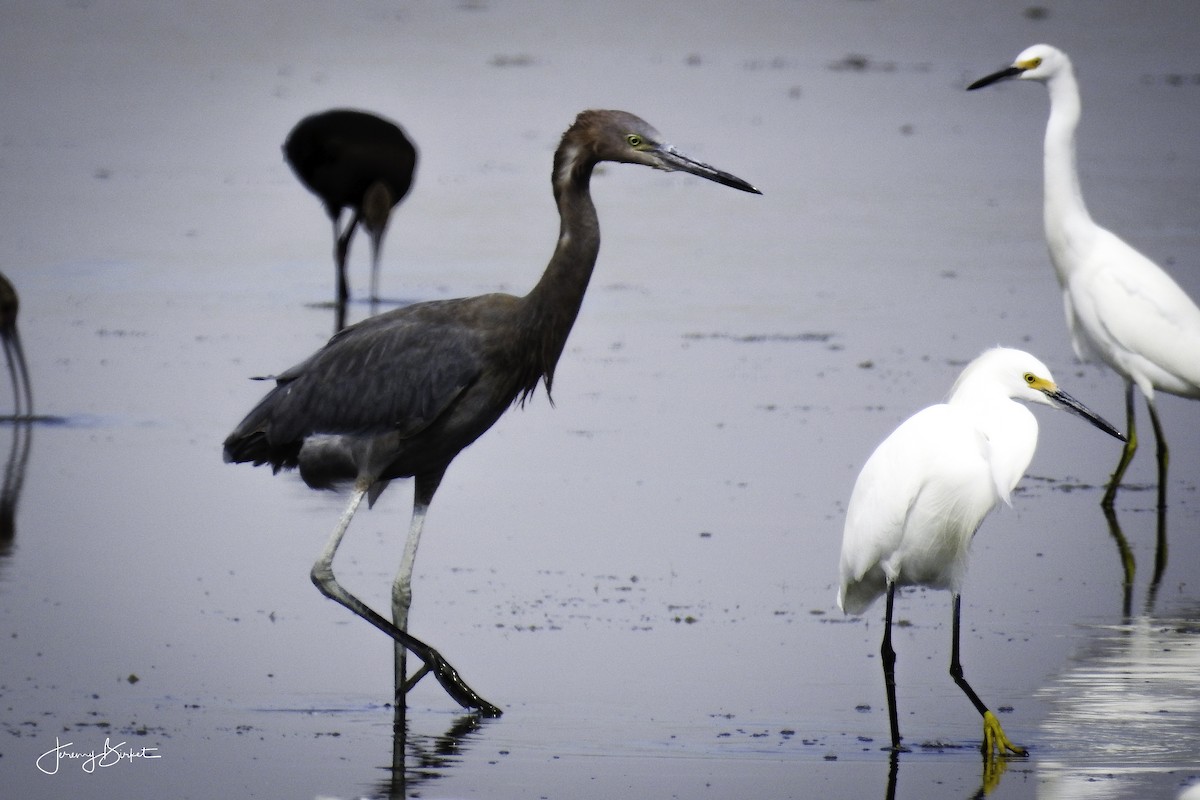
[626, 134, 644, 148]
[1023, 372, 1037, 385]
[1018, 56, 1043, 70]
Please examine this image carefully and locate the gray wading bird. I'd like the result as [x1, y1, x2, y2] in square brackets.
[226, 109, 760, 715]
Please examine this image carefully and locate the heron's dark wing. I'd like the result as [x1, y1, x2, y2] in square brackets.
[224, 299, 494, 470]
[279, 304, 489, 439]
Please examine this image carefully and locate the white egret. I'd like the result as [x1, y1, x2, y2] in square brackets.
[838, 347, 1125, 757]
[968, 44, 1200, 509]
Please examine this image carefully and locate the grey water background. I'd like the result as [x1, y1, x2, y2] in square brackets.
[1, 1, 1199, 798]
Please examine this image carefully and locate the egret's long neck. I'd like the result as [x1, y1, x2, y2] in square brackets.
[1042, 66, 1094, 281]
[949, 385, 1038, 502]
[520, 137, 602, 397]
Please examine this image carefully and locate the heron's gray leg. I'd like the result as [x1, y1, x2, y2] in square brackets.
[391, 500, 428, 691]
[391, 471, 445, 697]
[309, 479, 501, 716]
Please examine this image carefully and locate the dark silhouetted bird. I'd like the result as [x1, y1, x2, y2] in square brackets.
[284, 109, 418, 315]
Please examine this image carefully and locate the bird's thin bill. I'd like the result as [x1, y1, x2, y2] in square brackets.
[967, 65, 1024, 91]
[1049, 389, 1127, 442]
[659, 147, 761, 194]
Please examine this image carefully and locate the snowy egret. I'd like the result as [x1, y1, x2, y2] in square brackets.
[968, 44, 1200, 509]
[838, 347, 1125, 756]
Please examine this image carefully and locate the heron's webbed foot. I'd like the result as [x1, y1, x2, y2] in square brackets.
[981, 710, 1026, 758]
[407, 647, 503, 718]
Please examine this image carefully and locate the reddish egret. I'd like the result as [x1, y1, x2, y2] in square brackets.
[284, 109, 418, 313]
[838, 348, 1124, 757]
[226, 109, 760, 715]
[0, 273, 32, 419]
[968, 45, 1200, 510]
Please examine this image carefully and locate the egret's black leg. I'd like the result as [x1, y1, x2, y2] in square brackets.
[881, 581, 907, 752]
[1102, 382, 1138, 509]
[949, 594, 1025, 757]
[1146, 395, 1168, 511]
[310, 482, 501, 716]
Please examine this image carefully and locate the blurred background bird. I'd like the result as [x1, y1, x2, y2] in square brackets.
[284, 109, 418, 328]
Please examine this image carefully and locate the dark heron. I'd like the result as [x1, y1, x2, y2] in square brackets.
[225, 109, 760, 715]
[0, 273, 32, 419]
[284, 109, 418, 314]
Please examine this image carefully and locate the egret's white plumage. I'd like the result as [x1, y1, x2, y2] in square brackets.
[838, 347, 1125, 756]
[969, 44, 1200, 508]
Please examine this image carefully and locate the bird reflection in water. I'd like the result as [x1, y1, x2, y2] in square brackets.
[0, 272, 34, 562]
[372, 712, 486, 800]
[883, 749, 1011, 800]
[1103, 502, 1169, 618]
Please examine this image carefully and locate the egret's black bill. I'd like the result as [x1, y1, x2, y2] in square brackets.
[967, 65, 1024, 91]
[659, 147, 761, 194]
[1049, 388, 1127, 442]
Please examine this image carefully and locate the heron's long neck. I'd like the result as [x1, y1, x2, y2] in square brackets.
[1042, 68, 1094, 282]
[520, 141, 601, 396]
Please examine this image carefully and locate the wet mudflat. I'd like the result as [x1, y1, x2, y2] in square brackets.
[2, 2, 1200, 798]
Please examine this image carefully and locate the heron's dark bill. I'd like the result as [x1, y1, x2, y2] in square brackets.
[1048, 388, 1127, 442]
[658, 147, 761, 194]
[967, 65, 1024, 91]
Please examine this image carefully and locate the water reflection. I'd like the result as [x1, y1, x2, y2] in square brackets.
[1102, 504, 1168, 617]
[0, 418, 34, 563]
[1036, 610, 1200, 799]
[884, 750, 1012, 799]
[371, 709, 487, 799]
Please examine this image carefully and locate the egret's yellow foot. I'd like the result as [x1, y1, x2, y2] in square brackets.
[982, 710, 1027, 758]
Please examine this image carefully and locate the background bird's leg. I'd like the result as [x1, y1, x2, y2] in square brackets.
[1103, 382, 1138, 508]
[333, 211, 361, 305]
[362, 180, 392, 305]
[882, 581, 906, 752]
[1, 335, 22, 418]
[8, 328, 32, 418]
[949, 595, 1026, 758]
[311, 480, 502, 716]
[1146, 397, 1168, 511]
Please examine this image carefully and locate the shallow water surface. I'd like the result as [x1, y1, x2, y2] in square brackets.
[2, 2, 1200, 798]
